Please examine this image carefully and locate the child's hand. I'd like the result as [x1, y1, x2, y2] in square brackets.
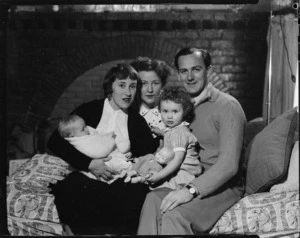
[124, 170, 136, 183]
[124, 170, 145, 183]
[151, 126, 164, 137]
[124, 152, 133, 160]
[146, 171, 162, 185]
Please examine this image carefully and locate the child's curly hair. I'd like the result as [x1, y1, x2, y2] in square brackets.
[158, 86, 195, 123]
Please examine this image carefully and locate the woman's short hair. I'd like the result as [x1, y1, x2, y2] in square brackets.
[174, 47, 211, 70]
[158, 86, 195, 123]
[103, 63, 141, 98]
[130, 57, 171, 87]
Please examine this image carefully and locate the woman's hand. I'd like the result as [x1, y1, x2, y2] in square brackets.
[160, 188, 193, 214]
[88, 157, 117, 181]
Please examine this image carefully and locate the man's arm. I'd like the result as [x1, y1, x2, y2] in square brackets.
[191, 100, 246, 198]
[160, 100, 246, 213]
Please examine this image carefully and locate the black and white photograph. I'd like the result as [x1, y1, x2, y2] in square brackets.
[1, 0, 299, 236]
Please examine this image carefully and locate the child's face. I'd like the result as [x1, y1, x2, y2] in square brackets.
[69, 119, 90, 137]
[160, 100, 184, 128]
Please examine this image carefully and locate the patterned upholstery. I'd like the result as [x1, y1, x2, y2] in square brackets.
[7, 154, 299, 236]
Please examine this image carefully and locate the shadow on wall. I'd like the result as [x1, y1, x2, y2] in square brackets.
[6, 117, 62, 161]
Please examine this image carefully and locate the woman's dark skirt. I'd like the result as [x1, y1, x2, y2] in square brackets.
[49, 171, 149, 235]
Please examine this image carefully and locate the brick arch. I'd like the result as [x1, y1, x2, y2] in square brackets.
[25, 35, 181, 128]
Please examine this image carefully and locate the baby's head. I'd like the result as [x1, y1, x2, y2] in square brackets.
[58, 115, 89, 138]
[158, 86, 194, 128]
[155, 147, 175, 164]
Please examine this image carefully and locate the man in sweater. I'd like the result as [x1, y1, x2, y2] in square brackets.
[137, 47, 247, 235]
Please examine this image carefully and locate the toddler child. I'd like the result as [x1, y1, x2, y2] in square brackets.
[145, 86, 202, 190]
[58, 114, 132, 184]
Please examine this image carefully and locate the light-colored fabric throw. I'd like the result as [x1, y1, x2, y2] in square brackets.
[270, 141, 299, 193]
[210, 190, 300, 237]
[7, 154, 71, 236]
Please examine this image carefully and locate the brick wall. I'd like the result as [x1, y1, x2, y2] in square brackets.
[5, 10, 269, 136]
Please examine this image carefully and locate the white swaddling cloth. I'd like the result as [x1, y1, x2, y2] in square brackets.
[65, 126, 115, 159]
[65, 126, 132, 184]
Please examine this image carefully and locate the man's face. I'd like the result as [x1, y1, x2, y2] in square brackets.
[177, 52, 209, 97]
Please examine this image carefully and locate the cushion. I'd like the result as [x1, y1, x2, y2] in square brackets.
[7, 154, 71, 236]
[270, 141, 299, 193]
[244, 107, 298, 195]
[210, 190, 300, 236]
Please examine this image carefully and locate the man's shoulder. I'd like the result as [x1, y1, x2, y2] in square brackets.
[214, 91, 246, 122]
[215, 91, 242, 108]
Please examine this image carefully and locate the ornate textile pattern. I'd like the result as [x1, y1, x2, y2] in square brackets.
[210, 190, 300, 237]
[7, 154, 71, 236]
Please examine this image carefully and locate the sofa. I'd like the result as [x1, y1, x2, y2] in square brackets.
[6, 107, 299, 237]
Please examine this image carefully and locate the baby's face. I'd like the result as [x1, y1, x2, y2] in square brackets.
[69, 119, 90, 137]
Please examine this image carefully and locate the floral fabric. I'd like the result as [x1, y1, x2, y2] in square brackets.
[6, 153, 300, 237]
[210, 189, 300, 237]
[7, 154, 71, 236]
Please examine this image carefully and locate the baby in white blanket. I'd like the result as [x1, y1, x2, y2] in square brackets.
[58, 114, 132, 184]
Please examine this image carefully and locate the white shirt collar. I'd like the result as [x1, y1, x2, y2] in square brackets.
[139, 104, 160, 117]
[104, 98, 127, 115]
[192, 83, 213, 107]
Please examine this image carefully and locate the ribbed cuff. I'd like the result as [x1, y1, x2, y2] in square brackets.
[191, 181, 211, 199]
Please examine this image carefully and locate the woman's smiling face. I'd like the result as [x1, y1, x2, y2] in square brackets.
[109, 77, 137, 111]
[139, 71, 162, 109]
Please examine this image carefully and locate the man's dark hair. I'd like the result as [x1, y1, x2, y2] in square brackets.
[174, 47, 211, 70]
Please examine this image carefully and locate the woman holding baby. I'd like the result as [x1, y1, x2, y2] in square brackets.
[48, 57, 201, 235]
[48, 63, 157, 235]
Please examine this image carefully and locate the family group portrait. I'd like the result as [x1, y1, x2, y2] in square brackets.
[1, 0, 299, 237]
